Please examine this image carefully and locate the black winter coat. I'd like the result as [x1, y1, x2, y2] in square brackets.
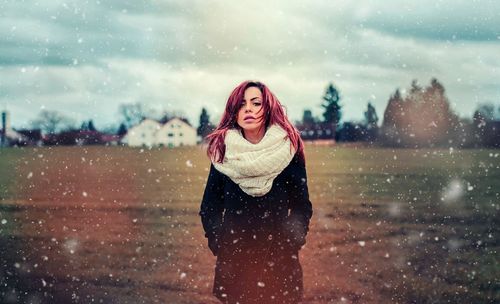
[199, 152, 313, 304]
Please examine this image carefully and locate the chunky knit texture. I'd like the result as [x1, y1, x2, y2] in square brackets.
[212, 123, 296, 197]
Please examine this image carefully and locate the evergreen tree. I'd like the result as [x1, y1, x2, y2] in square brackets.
[80, 121, 88, 130]
[381, 79, 459, 147]
[117, 123, 128, 136]
[410, 79, 422, 94]
[197, 107, 214, 139]
[321, 83, 342, 125]
[363, 102, 379, 142]
[88, 120, 96, 131]
[381, 89, 405, 145]
[80, 120, 97, 131]
[382, 89, 404, 128]
[320, 83, 342, 139]
[364, 102, 379, 128]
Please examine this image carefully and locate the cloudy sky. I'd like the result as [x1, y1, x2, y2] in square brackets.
[1, 0, 499, 130]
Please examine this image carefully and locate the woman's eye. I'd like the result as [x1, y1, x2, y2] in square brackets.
[239, 102, 261, 107]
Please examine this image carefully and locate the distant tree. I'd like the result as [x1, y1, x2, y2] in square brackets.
[117, 123, 128, 136]
[380, 78, 459, 147]
[80, 119, 97, 131]
[472, 110, 486, 145]
[118, 102, 147, 128]
[381, 89, 405, 145]
[158, 112, 172, 124]
[475, 103, 495, 121]
[421, 78, 459, 145]
[320, 83, 342, 139]
[88, 120, 96, 131]
[197, 107, 214, 140]
[453, 117, 475, 148]
[364, 102, 379, 128]
[31, 110, 76, 134]
[321, 83, 342, 124]
[409, 79, 422, 94]
[471, 103, 500, 147]
[363, 102, 379, 142]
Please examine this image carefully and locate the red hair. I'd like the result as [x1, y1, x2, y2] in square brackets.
[205, 80, 306, 165]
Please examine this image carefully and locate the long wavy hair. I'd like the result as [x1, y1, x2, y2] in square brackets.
[205, 80, 305, 165]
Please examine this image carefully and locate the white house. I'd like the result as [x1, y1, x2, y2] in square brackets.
[156, 117, 198, 147]
[121, 119, 161, 147]
[122, 117, 198, 148]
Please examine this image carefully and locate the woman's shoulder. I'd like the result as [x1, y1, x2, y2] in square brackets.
[209, 162, 231, 184]
[208, 162, 225, 179]
[291, 150, 306, 166]
[283, 151, 305, 174]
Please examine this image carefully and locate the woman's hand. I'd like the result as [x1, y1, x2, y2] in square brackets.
[281, 215, 307, 252]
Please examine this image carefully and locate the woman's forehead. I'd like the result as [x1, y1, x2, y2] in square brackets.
[243, 87, 262, 100]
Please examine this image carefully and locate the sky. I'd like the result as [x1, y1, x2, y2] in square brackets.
[1, 0, 499, 131]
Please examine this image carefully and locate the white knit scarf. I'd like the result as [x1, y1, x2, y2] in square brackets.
[212, 123, 296, 197]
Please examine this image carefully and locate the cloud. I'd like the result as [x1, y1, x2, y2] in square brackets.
[0, 0, 499, 130]
[359, 0, 500, 42]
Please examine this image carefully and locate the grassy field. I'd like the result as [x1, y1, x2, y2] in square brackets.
[0, 145, 498, 303]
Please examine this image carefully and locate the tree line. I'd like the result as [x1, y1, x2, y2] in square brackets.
[24, 103, 190, 146]
[199, 78, 499, 148]
[22, 78, 499, 148]
[380, 78, 499, 148]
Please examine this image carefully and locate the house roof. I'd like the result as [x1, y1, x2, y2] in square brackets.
[136, 117, 194, 129]
[163, 117, 193, 128]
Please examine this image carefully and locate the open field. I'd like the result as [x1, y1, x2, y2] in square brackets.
[0, 145, 499, 303]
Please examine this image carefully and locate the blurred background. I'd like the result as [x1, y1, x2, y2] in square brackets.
[0, 0, 499, 146]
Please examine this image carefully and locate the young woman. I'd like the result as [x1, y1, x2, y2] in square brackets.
[199, 80, 313, 304]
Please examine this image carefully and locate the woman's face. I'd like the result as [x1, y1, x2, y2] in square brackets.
[236, 86, 265, 132]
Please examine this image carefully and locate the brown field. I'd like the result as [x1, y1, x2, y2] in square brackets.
[0, 145, 498, 303]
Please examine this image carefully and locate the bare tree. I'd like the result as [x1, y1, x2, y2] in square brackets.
[118, 102, 148, 128]
[118, 102, 188, 126]
[31, 110, 76, 134]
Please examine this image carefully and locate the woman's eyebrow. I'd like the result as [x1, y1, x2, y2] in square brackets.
[242, 97, 261, 102]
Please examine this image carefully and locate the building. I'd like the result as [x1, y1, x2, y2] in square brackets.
[15, 129, 43, 146]
[156, 117, 198, 147]
[295, 121, 336, 140]
[1, 111, 30, 147]
[121, 117, 198, 148]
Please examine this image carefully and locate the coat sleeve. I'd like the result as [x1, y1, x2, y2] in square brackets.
[199, 163, 225, 256]
[282, 156, 313, 251]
